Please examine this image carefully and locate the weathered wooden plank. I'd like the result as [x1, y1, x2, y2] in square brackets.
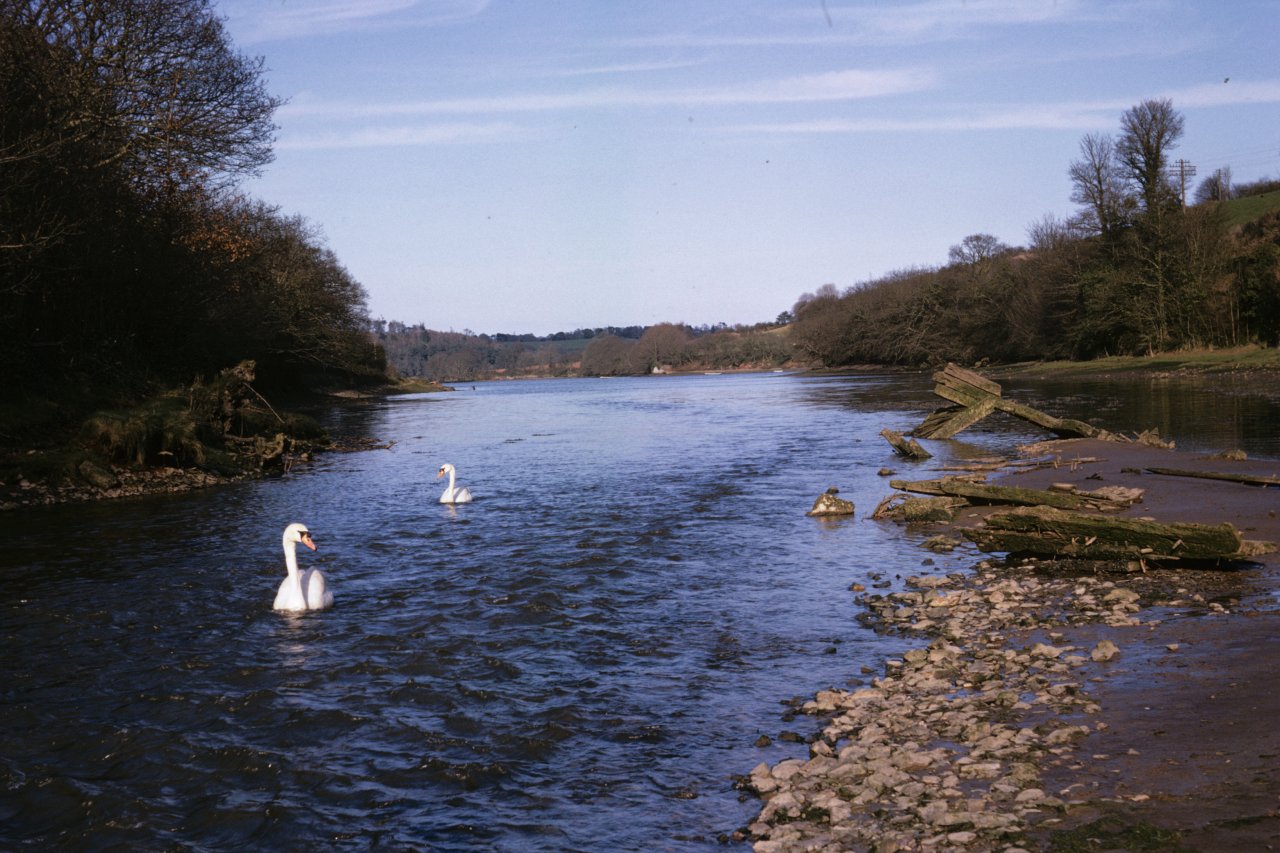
[915, 405, 965, 438]
[934, 383, 989, 409]
[1146, 467, 1280, 488]
[914, 397, 999, 439]
[963, 505, 1246, 561]
[890, 477, 1125, 511]
[991, 398, 1098, 437]
[934, 363, 1002, 397]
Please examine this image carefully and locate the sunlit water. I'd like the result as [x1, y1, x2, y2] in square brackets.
[2, 372, 1277, 851]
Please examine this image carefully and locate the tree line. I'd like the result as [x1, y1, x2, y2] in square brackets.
[373, 320, 794, 381]
[790, 99, 1280, 368]
[1, 0, 385, 418]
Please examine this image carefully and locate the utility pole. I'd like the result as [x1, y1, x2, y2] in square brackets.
[1170, 159, 1196, 206]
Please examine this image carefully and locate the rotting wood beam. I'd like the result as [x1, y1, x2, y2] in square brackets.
[1145, 467, 1280, 488]
[889, 476, 1129, 511]
[881, 428, 932, 459]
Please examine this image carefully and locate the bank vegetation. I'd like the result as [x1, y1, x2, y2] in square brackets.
[1, 0, 386, 449]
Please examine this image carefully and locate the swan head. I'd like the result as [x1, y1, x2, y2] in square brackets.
[437, 463, 455, 480]
[283, 522, 317, 551]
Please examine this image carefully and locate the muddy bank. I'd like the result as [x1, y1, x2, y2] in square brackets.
[744, 439, 1280, 851]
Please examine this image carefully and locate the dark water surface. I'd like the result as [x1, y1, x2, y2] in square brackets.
[3, 371, 1277, 851]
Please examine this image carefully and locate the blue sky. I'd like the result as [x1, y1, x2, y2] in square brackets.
[218, 0, 1280, 336]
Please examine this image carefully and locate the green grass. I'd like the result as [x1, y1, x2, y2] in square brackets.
[1220, 189, 1280, 229]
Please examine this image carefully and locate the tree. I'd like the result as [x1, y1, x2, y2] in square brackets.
[1, 0, 289, 392]
[3, 0, 280, 193]
[948, 233, 1009, 269]
[1194, 167, 1233, 204]
[1068, 133, 1130, 237]
[629, 323, 690, 373]
[1116, 98, 1184, 216]
[580, 334, 634, 375]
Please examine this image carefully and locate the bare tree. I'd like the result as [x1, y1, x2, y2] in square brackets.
[948, 233, 1009, 268]
[1068, 132, 1129, 236]
[1194, 167, 1233, 204]
[3, 0, 281, 192]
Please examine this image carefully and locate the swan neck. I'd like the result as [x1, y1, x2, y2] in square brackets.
[447, 468, 457, 490]
[283, 538, 299, 576]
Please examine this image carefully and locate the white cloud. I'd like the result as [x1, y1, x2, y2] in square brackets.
[1165, 79, 1280, 108]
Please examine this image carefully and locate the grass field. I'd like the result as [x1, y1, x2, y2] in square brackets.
[996, 344, 1280, 377]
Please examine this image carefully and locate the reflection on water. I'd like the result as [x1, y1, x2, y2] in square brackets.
[1, 371, 1275, 851]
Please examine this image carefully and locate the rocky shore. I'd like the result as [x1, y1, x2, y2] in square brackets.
[744, 439, 1280, 852]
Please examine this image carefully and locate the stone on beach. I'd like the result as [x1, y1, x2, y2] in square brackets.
[807, 487, 855, 517]
[744, 565, 1179, 852]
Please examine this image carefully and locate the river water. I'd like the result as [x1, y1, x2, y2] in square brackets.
[3, 370, 1278, 851]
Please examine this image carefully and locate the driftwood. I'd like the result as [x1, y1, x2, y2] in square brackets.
[914, 364, 1099, 441]
[889, 476, 1133, 512]
[963, 505, 1247, 562]
[1146, 467, 1280, 488]
[880, 428, 932, 460]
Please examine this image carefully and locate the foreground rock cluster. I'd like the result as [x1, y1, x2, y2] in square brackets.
[743, 560, 1220, 852]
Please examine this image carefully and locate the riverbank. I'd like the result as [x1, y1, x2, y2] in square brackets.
[744, 438, 1280, 851]
[0, 371, 437, 510]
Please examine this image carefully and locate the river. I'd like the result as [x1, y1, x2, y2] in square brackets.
[2, 370, 1277, 851]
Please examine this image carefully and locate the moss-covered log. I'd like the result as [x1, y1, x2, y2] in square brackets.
[963, 505, 1246, 561]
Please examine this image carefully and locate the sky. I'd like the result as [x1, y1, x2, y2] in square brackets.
[216, 0, 1280, 336]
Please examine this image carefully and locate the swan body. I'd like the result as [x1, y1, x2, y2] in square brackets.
[273, 522, 333, 611]
[437, 463, 473, 504]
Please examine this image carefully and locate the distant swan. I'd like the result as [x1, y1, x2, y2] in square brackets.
[273, 522, 334, 611]
[437, 463, 473, 504]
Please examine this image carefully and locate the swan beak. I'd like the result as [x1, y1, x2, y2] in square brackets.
[301, 533, 317, 551]
[436, 469, 445, 479]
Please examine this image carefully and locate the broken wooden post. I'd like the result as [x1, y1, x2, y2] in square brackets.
[963, 505, 1248, 562]
[880, 428, 932, 460]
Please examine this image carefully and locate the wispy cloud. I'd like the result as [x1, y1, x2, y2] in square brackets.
[279, 67, 936, 120]
[542, 59, 707, 79]
[222, 0, 490, 44]
[277, 121, 532, 150]
[621, 0, 1154, 49]
[723, 78, 1280, 136]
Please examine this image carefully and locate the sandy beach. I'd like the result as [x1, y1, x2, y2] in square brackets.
[745, 438, 1280, 852]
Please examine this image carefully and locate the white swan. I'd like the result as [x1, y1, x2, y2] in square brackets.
[273, 522, 334, 611]
[437, 463, 473, 504]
